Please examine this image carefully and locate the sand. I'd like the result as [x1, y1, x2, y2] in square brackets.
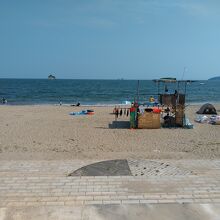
[0, 104, 219, 160]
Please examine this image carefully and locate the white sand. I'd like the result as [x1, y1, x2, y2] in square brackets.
[0, 104, 219, 160]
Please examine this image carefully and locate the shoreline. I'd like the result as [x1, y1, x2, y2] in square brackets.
[1, 101, 220, 107]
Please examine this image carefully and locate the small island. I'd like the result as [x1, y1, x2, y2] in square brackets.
[208, 76, 220, 80]
[48, 74, 56, 80]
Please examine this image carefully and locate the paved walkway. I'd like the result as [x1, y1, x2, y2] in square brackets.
[1, 159, 220, 208]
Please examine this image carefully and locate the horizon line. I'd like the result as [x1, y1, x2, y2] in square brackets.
[0, 77, 205, 81]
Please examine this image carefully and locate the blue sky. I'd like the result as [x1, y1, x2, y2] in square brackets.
[0, 0, 220, 80]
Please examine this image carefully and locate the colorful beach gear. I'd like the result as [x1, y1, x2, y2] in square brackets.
[69, 110, 94, 116]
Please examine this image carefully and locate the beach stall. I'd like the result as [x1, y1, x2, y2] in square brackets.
[153, 78, 194, 128]
[112, 78, 193, 129]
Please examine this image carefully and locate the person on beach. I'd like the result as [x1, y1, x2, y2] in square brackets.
[149, 96, 155, 102]
[130, 103, 137, 128]
[71, 102, 81, 107]
[115, 108, 119, 119]
[2, 97, 7, 104]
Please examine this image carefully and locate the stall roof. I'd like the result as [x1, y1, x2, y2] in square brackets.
[153, 78, 196, 83]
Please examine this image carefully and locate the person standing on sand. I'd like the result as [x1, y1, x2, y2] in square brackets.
[114, 108, 119, 120]
[130, 103, 137, 128]
[2, 97, 7, 104]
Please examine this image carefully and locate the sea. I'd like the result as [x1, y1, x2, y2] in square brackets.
[0, 79, 219, 105]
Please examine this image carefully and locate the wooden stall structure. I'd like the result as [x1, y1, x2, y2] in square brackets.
[153, 78, 194, 127]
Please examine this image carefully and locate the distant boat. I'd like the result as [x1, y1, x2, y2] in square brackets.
[199, 82, 205, 85]
[48, 74, 56, 80]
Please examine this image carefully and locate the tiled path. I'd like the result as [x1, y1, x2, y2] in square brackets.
[1, 159, 220, 207]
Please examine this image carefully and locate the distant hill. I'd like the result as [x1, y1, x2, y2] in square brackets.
[208, 76, 220, 80]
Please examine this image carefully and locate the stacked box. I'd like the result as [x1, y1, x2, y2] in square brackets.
[138, 112, 161, 129]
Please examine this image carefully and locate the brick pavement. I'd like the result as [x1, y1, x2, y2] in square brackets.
[1, 159, 220, 207]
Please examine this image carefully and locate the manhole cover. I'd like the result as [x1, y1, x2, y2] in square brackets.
[68, 159, 132, 176]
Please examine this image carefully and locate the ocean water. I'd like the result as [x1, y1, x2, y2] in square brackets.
[0, 79, 219, 105]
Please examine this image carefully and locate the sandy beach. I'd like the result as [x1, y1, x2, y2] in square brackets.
[0, 104, 219, 161]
